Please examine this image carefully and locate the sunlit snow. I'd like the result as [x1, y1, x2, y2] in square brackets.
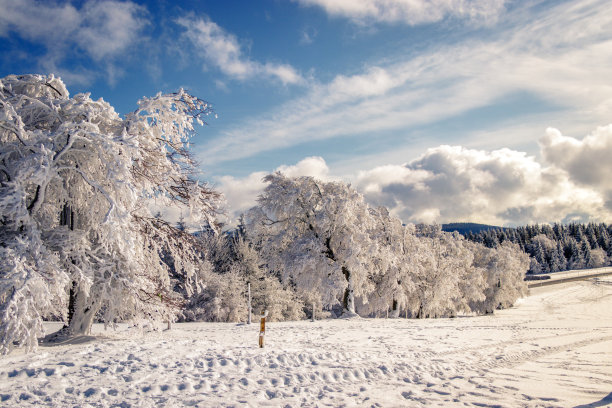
[1, 277, 610, 407]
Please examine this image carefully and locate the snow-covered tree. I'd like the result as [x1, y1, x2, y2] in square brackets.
[181, 232, 304, 323]
[549, 242, 567, 272]
[590, 247, 607, 268]
[360, 208, 420, 318]
[230, 236, 304, 321]
[0, 74, 221, 353]
[470, 242, 529, 314]
[245, 173, 378, 316]
[409, 225, 484, 318]
[181, 266, 247, 323]
[527, 234, 556, 273]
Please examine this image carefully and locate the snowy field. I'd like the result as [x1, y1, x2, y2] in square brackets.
[1, 278, 611, 408]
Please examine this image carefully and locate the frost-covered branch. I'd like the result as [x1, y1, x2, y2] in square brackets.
[0, 74, 222, 353]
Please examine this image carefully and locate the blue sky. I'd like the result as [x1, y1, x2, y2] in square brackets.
[2, 0, 612, 227]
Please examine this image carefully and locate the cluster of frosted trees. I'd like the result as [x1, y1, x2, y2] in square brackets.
[0, 75, 528, 354]
[230, 173, 529, 320]
[468, 223, 612, 273]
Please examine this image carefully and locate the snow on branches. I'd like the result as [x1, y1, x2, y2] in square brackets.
[0, 74, 221, 353]
[244, 173, 529, 319]
[245, 173, 377, 315]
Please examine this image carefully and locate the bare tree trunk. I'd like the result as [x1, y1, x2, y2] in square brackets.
[247, 282, 252, 325]
[390, 298, 400, 318]
[341, 267, 355, 314]
[55, 204, 98, 337]
[416, 303, 424, 319]
[61, 286, 100, 336]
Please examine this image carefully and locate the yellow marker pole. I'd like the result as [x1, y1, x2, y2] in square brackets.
[259, 310, 268, 348]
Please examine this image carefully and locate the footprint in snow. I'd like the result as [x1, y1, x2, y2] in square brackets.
[43, 368, 55, 376]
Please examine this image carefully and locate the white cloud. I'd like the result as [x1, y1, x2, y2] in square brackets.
[217, 171, 268, 225]
[201, 0, 612, 168]
[76, 1, 147, 61]
[328, 66, 398, 99]
[276, 156, 332, 180]
[219, 124, 612, 227]
[0, 0, 147, 84]
[147, 201, 209, 232]
[0, 0, 80, 41]
[300, 26, 317, 45]
[217, 157, 332, 225]
[176, 16, 304, 85]
[262, 63, 305, 86]
[540, 125, 612, 192]
[295, 0, 507, 26]
[354, 125, 612, 225]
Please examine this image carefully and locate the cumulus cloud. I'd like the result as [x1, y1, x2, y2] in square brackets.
[276, 156, 332, 179]
[219, 124, 612, 228]
[540, 125, 612, 190]
[217, 157, 332, 225]
[354, 126, 612, 225]
[0, 0, 148, 84]
[294, 0, 507, 26]
[176, 16, 304, 85]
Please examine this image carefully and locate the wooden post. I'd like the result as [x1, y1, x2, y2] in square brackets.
[167, 320, 171, 330]
[311, 302, 315, 322]
[247, 282, 252, 325]
[258, 310, 268, 348]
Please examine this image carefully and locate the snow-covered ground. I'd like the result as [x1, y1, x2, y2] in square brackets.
[1, 277, 611, 408]
[538, 266, 612, 281]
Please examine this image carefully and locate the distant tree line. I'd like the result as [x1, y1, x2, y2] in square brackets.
[465, 223, 612, 274]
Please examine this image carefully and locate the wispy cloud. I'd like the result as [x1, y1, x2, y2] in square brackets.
[200, 0, 612, 167]
[176, 15, 304, 86]
[0, 0, 148, 85]
[300, 26, 318, 44]
[294, 0, 508, 26]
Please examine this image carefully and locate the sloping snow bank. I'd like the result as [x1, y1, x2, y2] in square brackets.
[1, 278, 611, 407]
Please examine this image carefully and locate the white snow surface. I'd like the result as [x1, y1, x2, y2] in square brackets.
[539, 266, 612, 282]
[1, 278, 611, 408]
